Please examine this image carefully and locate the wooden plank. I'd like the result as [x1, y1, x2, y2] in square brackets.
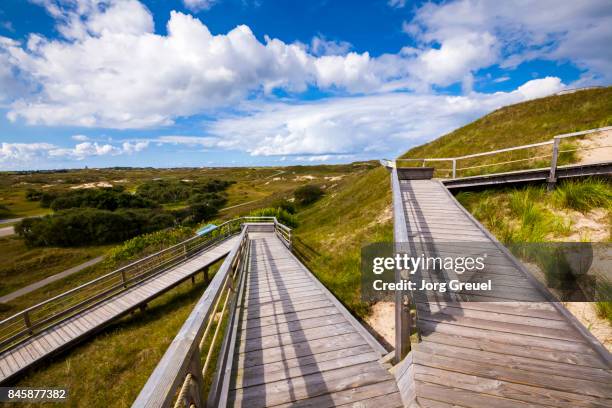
[271, 382, 402, 408]
[233, 351, 379, 389]
[240, 306, 340, 330]
[241, 313, 345, 339]
[244, 299, 333, 319]
[415, 365, 612, 408]
[229, 361, 391, 408]
[418, 310, 583, 342]
[238, 322, 355, 353]
[416, 302, 572, 330]
[418, 320, 597, 355]
[413, 351, 612, 398]
[415, 341, 612, 383]
[236, 332, 368, 369]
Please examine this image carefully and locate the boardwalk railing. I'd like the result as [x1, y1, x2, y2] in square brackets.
[0, 217, 274, 355]
[132, 218, 292, 408]
[385, 126, 612, 180]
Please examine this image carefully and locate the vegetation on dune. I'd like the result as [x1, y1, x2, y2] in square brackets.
[46, 187, 158, 211]
[294, 167, 392, 318]
[294, 184, 324, 205]
[456, 178, 611, 243]
[136, 179, 232, 204]
[249, 207, 298, 228]
[16, 208, 176, 247]
[0, 236, 109, 298]
[402, 87, 612, 160]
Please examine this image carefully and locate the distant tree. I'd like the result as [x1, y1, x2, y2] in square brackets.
[294, 185, 324, 206]
[25, 189, 43, 201]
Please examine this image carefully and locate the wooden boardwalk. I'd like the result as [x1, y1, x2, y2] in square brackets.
[0, 236, 238, 384]
[228, 232, 403, 408]
[394, 178, 612, 407]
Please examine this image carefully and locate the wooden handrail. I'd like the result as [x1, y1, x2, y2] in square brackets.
[385, 125, 612, 180]
[132, 219, 293, 408]
[0, 217, 287, 354]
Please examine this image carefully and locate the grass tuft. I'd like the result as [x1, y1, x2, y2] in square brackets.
[552, 178, 612, 212]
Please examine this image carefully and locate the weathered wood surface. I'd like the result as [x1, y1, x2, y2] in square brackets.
[396, 179, 612, 407]
[228, 233, 402, 407]
[0, 237, 238, 384]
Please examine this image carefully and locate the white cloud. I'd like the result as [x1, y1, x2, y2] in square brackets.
[183, 0, 217, 12]
[204, 78, 565, 158]
[514, 76, 565, 100]
[71, 134, 90, 141]
[407, 0, 612, 83]
[310, 35, 352, 56]
[0, 139, 150, 167]
[1, 2, 414, 128]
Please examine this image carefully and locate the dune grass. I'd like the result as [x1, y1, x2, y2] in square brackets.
[293, 167, 392, 318]
[457, 178, 611, 244]
[401, 87, 612, 160]
[0, 236, 109, 298]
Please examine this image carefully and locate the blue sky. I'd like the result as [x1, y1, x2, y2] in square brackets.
[0, 0, 610, 170]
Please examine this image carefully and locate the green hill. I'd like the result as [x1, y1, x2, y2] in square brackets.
[401, 87, 612, 159]
[296, 87, 612, 318]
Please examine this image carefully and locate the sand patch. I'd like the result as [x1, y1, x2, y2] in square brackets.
[70, 182, 113, 189]
[563, 302, 612, 352]
[366, 301, 395, 346]
[294, 175, 316, 181]
[577, 129, 612, 164]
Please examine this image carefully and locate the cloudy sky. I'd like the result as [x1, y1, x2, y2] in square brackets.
[0, 0, 610, 169]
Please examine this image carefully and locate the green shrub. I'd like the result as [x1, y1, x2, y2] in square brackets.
[16, 208, 175, 247]
[137, 179, 233, 204]
[294, 185, 324, 206]
[270, 198, 297, 214]
[49, 188, 158, 211]
[249, 207, 298, 228]
[105, 226, 194, 265]
[25, 188, 43, 201]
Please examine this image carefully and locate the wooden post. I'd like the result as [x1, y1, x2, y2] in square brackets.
[547, 138, 560, 191]
[452, 159, 457, 179]
[23, 311, 33, 335]
[394, 267, 410, 364]
[203, 266, 209, 284]
[120, 271, 127, 288]
[421, 159, 426, 168]
[182, 354, 204, 408]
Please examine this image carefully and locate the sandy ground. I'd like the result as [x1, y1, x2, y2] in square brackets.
[564, 302, 612, 351]
[365, 301, 395, 346]
[577, 129, 612, 164]
[70, 181, 113, 189]
[554, 208, 611, 242]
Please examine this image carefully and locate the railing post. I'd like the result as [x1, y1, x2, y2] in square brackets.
[394, 266, 411, 364]
[120, 271, 127, 288]
[421, 159, 426, 168]
[547, 137, 560, 191]
[452, 159, 457, 179]
[23, 311, 33, 335]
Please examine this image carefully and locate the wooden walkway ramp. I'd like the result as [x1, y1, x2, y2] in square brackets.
[228, 232, 403, 407]
[392, 176, 612, 407]
[0, 236, 238, 384]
